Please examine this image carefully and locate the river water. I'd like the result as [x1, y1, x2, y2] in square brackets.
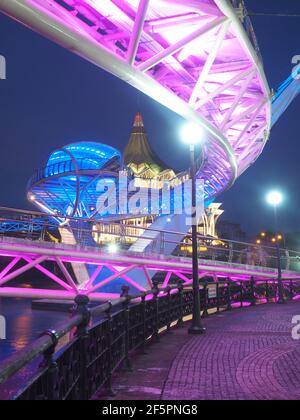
[0, 298, 69, 361]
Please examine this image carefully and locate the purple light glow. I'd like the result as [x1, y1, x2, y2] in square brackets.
[0, 238, 298, 302]
[0, 0, 271, 200]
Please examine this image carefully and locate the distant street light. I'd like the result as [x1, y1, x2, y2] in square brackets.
[181, 122, 206, 335]
[266, 190, 285, 304]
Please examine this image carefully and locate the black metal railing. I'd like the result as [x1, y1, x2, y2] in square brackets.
[1, 278, 300, 400]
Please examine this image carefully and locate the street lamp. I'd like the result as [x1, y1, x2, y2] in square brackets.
[181, 122, 206, 335]
[266, 190, 285, 304]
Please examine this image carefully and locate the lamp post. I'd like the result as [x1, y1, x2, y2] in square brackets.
[266, 191, 285, 304]
[181, 122, 206, 335]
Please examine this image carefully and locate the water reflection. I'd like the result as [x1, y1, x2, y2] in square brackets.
[0, 298, 68, 360]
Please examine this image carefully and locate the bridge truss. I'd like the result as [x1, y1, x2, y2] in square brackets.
[0, 208, 299, 301]
[0, 0, 271, 198]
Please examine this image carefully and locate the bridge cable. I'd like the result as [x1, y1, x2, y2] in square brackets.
[248, 12, 300, 18]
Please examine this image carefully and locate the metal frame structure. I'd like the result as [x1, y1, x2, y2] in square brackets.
[27, 142, 122, 219]
[0, 0, 271, 199]
[0, 207, 299, 301]
[1, 278, 300, 400]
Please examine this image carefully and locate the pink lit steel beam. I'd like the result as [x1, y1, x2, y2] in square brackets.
[0, 257, 20, 280]
[79, 265, 103, 291]
[143, 266, 154, 289]
[138, 16, 228, 72]
[55, 256, 78, 291]
[220, 69, 257, 130]
[127, 0, 150, 65]
[162, 272, 172, 289]
[0, 240, 297, 281]
[105, 264, 149, 292]
[0, 256, 47, 286]
[0, 0, 272, 202]
[189, 19, 230, 106]
[0, 287, 77, 301]
[235, 98, 268, 147]
[224, 98, 265, 131]
[23, 256, 73, 291]
[145, 14, 211, 32]
[87, 264, 139, 294]
[194, 66, 256, 110]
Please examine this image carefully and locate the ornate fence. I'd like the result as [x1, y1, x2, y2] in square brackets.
[1, 278, 300, 400]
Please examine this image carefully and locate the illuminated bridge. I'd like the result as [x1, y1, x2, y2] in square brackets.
[0, 0, 271, 199]
[0, 208, 300, 301]
[0, 1, 299, 297]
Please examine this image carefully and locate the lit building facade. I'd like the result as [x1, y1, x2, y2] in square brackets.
[28, 113, 224, 246]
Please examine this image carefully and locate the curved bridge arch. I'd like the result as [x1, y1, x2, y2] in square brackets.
[0, 0, 271, 200]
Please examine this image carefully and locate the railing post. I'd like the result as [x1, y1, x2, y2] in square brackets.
[240, 282, 244, 308]
[141, 293, 147, 354]
[39, 329, 60, 400]
[74, 294, 91, 401]
[153, 279, 160, 342]
[202, 281, 209, 318]
[166, 286, 172, 331]
[121, 285, 132, 372]
[266, 281, 270, 303]
[216, 281, 220, 313]
[105, 301, 115, 397]
[250, 276, 256, 307]
[227, 279, 232, 311]
[177, 279, 184, 328]
[290, 279, 294, 300]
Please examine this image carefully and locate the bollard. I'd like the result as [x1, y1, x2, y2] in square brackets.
[227, 280, 232, 311]
[121, 286, 132, 371]
[39, 329, 60, 400]
[166, 286, 172, 331]
[266, 281, 270, 303]
[202, 281, 209, 318]
[216, 282, 220, 313]
[104, 302, 116, 397]
[152, 279, 160, 342]
[74, 294, 91, 400]
[250, 277, 256, 307]
[141, 293, 148, 354]
[177, 280, 184, 328]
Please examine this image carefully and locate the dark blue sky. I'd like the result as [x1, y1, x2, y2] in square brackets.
[0, 0, 299, 235]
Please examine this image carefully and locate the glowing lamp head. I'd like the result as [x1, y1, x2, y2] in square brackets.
[266, 191, 283, 207]
[181, 122, 204, 146]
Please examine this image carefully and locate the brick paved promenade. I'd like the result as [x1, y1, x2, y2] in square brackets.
[95, 301, 300, 401]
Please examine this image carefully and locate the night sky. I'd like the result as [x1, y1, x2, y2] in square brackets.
[0, 0, 299, 236]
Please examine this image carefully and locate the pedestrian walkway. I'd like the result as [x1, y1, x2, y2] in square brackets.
[95, 302, 300, 401]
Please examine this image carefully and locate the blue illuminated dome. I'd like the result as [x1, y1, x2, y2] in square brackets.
[27, 141, 122, 218]
[47, 142, 121, 172]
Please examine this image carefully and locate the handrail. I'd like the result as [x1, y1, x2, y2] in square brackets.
[0, 206, 296, 255]
[0, 284, 180, 388]
[1, 278, 300, 400]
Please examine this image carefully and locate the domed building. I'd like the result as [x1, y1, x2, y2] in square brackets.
[27, 112, 223, 246]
